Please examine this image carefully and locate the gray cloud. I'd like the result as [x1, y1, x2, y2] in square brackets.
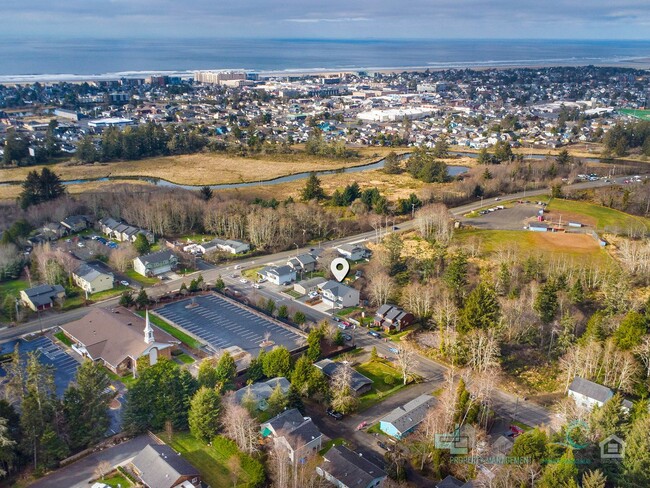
[2, 0, 650, 38]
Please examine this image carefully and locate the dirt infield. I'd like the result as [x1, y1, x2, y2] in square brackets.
[532, 232, 599, 253]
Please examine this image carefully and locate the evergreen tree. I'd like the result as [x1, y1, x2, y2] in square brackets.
[76, 135, 98, 163]
[454, 378, 479, 424]
[510, 428, 547, 461]
[19, 168, 66, 209]
[589, 393, 628, 440]
[614, 311, 647, 350]
[569, 279, 584, 304]
[0, 402, 20, 478]
[262, 346, 291, 378]
[301, 173, 325, 201]
[214, 352, 237, 393]
[199, 186, 213, 201]
[63, 362, 112, 451]
[277, 305, 289, 319]
[383, 151, 402, 174]
[119, 291, 134, 308]
[444, 252, 468, 302]
[293, 311, 306, 325]
[197, 359, 219, 389]
[458, 282, 500, 333]
[39, 426, 69, 470]
[306, 326, 324, 362]
[135, 289, 149, 309]
[133, 234, 151, 255]
[534, 281, 559, 324]
[247, 351, 265, 383]
[188, 387, 221, 443]
[622, 414, 650, 486]
[266, 382, 288, 416]
[290, 355, 314, 396]
[123, 358, 198, 433]
[581, 470, 606, 488]
[539, 449, 579, 488]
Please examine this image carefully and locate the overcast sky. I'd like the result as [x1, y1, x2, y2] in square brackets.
[3, 0, 650, 40]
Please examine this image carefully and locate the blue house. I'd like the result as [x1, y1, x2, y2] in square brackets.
[380, 394, 435, 439]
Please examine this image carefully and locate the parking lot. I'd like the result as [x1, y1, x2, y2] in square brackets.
[155, 294, 305, 356]
[0, 336, 79, 396]
[461, 202, 543, 230]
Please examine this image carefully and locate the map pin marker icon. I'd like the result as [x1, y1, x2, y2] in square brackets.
[330, 257, 350, 282]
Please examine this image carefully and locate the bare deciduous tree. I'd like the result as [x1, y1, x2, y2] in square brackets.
[395, 343, 416, 385]
[466, 330, 501, 374]
[330, 363, 358, 414]
[93, 460, 112, 481]
[633, 336, 650, 379]
[221, 394, 260, 455]
[415, 203, 454, 246]
[108, 246, 138, 272]
[401, 282, 434, 320]
[367, 269, 394, 306]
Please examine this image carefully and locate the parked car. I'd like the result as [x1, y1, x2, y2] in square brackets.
[120, 280, 130, 286]
[377, 441, 392, 451]
[368, 330, 381, 338]
[308, 291, 319, 298]
[252, 283, 261, 289]
[327, 408, 343, 420]
[240, 278, 248, 284]
[332, 316, 341, 322]
[77, 242, 85, 248]
[343, 333, 352, 342]
[234, 264, 242, 270]
[388, 347, 399, 354]
[356, 421, 368, 431]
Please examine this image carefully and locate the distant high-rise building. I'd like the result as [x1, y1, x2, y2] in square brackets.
[194, 71, 247, 85]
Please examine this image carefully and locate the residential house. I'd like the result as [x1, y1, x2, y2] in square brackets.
[98, 217, 155, 244]
[436, 475, 474, 488]
[261, 408, 323, 464]
[568, 377, 614, 411]
[133, 250, 179, 277]
[380, 394, 435, 439]
[41, 222, 68, 240]
[259, 265, 296, 285]
[234, 377, 291, 411]
[130, 443, 201, 488]
[61, 308, 178, 374]
[20, 284, 66, 311]
[316, 445, 387, 488]
[319, 281, 360, 309]
[73, 262, 114, 295]
[198, 238, 250, 255]
[374, 304, 415, 332]
[60, 215, 89, 233]
[336, 244, 370, 261]
[491, 436, 514, 456]
[294, 277, 327, 295]
[287, 253, 317, 273]
[315, 359, 373, 395]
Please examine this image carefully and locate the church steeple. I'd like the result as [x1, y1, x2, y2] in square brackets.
[144, 309, 154, 344]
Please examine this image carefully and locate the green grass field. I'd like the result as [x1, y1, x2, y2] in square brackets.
[355, 359, 407, 411]
[98, 474, 132, 488]
[619, 108, 650, 121]
[136, 311, 203, 349]
[54, 331, 73, 347]
[124, 269, 159, 286]
[543, 198, 650, 233]
[165, 433, 265, 488]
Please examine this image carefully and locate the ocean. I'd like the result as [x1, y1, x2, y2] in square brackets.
[1, 38, 649, 82]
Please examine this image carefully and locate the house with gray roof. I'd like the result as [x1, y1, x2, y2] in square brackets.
[130, 443, 200, 488]
[133, 249, 179, 277]
[336, 243, 370, 261]
[319, 280, 360, 309]
[568, 377, 614, 411]
[20, 284, 66, 311]
[315, 359, 373, 395]
[380, 393, 435, 439]
[60, 215, 89, 233]
[317, 445, 387, 488]
[436, 475, 474, 488]
[261, 408, 322, 464]
[259, 265, 296, 285]
[374, 304, 415, 332]
[73, 262, 114, 295]
[287, 252, 317, 273]
[198, 238, 250, 255]
[234, 377, 291, 411]
[294, 276, 327, 295]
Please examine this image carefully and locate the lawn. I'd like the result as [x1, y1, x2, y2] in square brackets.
[619, 108, 650, 121]
[136, 311, 203, 349]
[88, 285, 130, 302]
[98, 474, 132, 488]
[101, 365, 138, 388]
[124, 269, 160, 286]
[242, 266, 263, 281]
[543, 198, 650, 233]
[0, 279, 28, 296]
[54, 331, 73, 347]
[355, 359, 408, 411]
[335, 306, 362, 317]
[165, 432, 265, 488]
[176, 352, 195, 364]
[319, 438, 349, 455]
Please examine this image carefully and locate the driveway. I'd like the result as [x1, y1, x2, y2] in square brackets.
[30, 434, 152, 488]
